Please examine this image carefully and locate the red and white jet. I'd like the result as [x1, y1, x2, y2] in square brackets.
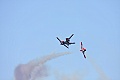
[80, 42, 86, 58]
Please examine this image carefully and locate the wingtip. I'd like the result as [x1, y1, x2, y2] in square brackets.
[84, 55, 86, 58]
[67, 46, 69, 49]
[81, 42, 82, 45]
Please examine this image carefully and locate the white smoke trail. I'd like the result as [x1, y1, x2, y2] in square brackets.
[86, 54, 111, 80]
[14, 52, 71, 80]
[38, 52, 71, 64]
[29, 52, 71, 80]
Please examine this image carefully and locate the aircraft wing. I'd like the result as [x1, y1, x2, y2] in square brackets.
[63, 44, 69, 48]
[81, 51, 86, 58]
[56, 37, 61, 43]
[81, 42, 83, 49]
[69, 34, 74, 39]
[69, 42, 75, 44]
[83, 54, 86, 58]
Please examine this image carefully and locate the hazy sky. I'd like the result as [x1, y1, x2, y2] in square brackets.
[0, 0, 120, 80]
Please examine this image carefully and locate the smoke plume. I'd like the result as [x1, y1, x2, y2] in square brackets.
[14, 52, 71, 80]
[87, 54, 111, 80]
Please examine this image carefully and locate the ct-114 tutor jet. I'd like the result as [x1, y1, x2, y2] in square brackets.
[80, 42, 86, 58]
[56, 34, 75, 48]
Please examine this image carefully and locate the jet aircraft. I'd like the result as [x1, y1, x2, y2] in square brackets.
[80, 42, 86, 58]
[56, 34, 75, 48]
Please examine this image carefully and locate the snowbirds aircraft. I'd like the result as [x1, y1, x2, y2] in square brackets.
[80, 42, 86, 58]
[56, 34, 75, 48]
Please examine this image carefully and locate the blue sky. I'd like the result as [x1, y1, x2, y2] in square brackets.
[0, 0, 120, 80]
